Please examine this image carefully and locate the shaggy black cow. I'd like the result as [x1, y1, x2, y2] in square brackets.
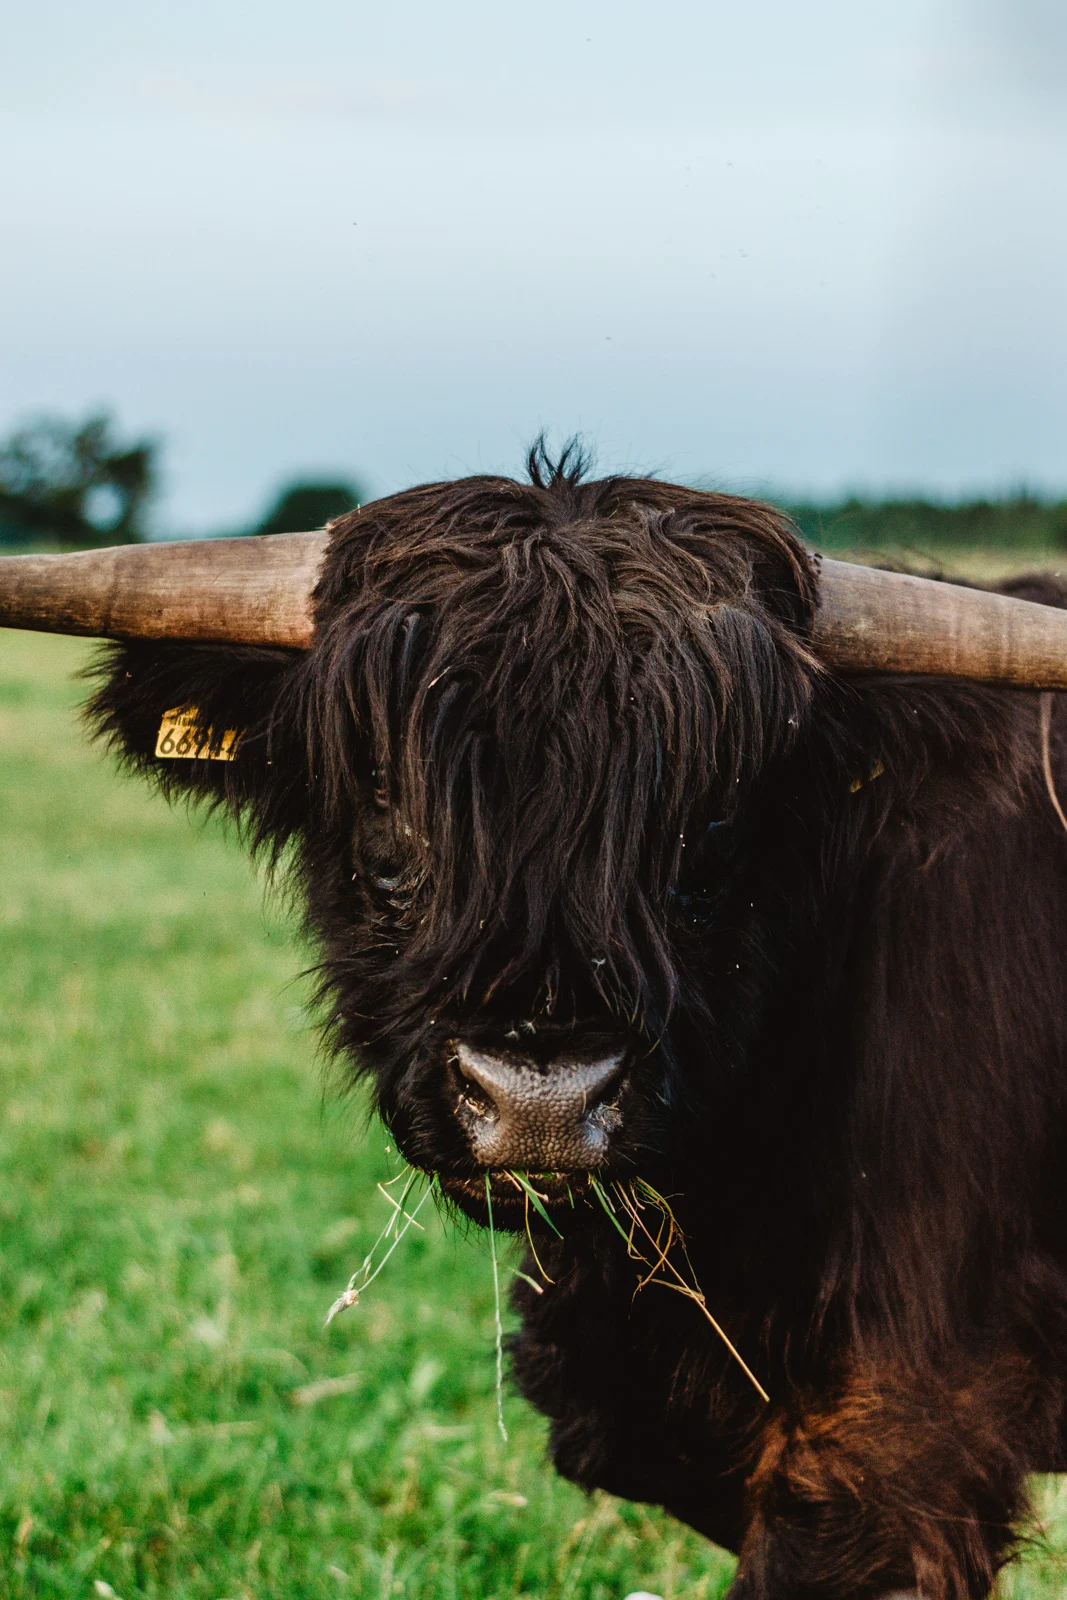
[81, 450, 1067, 1600]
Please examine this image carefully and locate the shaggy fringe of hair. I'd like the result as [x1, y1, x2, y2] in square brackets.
[304, 452, 819, 1025]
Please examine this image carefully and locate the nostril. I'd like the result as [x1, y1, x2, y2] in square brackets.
[452, 1049, 519, 1133]
[455, 1073, 495, 1120]
[581, 1056, 626, 1110]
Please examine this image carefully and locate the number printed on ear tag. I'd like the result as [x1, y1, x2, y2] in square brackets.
[155, 707, 240, 761]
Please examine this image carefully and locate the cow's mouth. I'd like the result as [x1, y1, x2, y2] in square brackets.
[437, 1168, 594, 1230]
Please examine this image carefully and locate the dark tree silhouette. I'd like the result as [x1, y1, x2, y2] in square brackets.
[254, 481, 362, 536]
[0, 412, 157, 548]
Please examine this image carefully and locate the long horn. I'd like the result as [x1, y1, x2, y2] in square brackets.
[0, 531, 329, 649]
[815, 558, 1067, 688]
[2, 535, 1067, 688]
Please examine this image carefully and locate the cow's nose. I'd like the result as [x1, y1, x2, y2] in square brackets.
[452, 1042, 626, 1169]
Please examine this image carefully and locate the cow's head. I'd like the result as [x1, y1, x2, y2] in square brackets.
[297, 452, 821, 1221]
[5, 447, 1064, 1228]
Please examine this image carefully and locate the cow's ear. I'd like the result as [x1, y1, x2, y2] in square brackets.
[84, 641, 309, 849]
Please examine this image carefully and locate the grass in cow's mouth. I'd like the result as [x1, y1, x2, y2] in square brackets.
[503, 1169, 567, 1285]
[589, 1176, 771, 1406]
[327, 1166, 768, 1404]
[504, 1169, 565, 1237]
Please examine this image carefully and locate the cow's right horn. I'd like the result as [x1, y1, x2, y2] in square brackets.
[0, 531, 330, 649]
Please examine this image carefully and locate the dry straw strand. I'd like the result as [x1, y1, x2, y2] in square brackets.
[589, 1176, 770, 1405]
[324, 1169, 433, 1327]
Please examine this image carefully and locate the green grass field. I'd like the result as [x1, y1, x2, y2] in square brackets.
[0, 631, 1065, 1600]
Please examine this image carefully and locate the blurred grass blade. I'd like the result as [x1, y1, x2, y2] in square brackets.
[485, 1176, 509, 1443]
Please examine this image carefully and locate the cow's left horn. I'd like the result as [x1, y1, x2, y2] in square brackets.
[815, 558, 1067, 689]
[0, 531, 330, 649]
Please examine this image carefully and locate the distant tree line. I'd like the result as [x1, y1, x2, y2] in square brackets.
[1, 410, 1065, 556]
[785, 493, 1067, 556]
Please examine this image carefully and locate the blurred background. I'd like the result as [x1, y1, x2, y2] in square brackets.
[2, 0, 1066, 563]
[4, 5, 1067, 1598]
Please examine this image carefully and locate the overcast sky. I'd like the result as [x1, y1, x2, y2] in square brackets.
[2, 0, 1066, 531]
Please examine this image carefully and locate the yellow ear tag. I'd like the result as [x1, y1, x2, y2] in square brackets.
[849, 760, 885, 794]
[155, 707, 240, 761]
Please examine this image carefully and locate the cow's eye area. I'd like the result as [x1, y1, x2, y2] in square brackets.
[371, 871, 404, 892]
[355, 834, 407, 891]
[351, 798, 425, 912]
[355, 848, 418, 908]
[352, 795, 402, 882]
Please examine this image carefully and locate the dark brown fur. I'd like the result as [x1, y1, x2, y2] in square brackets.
[86, 447, 1067, 1598]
